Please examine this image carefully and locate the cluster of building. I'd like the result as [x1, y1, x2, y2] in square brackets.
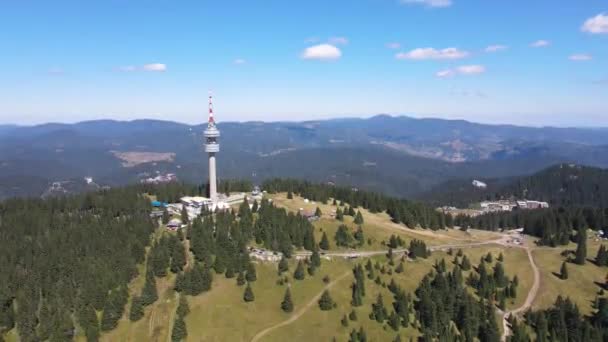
[147, 94, 265, 230]
[479, 199, 549, 213]
[141, 173, 177, 184]
[440, 199, 550, 217]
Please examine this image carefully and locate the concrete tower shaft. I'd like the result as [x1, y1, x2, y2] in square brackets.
[204, 93, 220, 202]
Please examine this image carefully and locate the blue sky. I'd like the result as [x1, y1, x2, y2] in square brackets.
[0, 0, 607, 126]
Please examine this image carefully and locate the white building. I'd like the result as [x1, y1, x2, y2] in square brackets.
[472, 180, 487, 189]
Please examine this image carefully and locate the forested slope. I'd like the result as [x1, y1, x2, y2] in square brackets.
[420, 164, 608, 208]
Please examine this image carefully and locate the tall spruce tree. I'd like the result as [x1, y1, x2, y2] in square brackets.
[171, 315, 187, 342]
[575, 228, 587, 265]
[281, 288, 294, 313]
[354, 211, 364, 225]
[597, 245, 608, 266]
[318, 290, 335, 311]
[129, 296, 145, 322]
[560, 261, 569, 280]
[294, 261, 306, 280]
[320, 232, 330, 250]
[243, 283, 255, 302]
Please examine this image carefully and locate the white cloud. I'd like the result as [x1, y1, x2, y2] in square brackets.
[401, 0, 452, 8]
[386, 42, 401, 49]
[436, 69, 455, 78]
[569, 54, 592, 61]
[530, 40, 550, 48]
[456, 64, 486, 74]
[301, 44, 342, 60]
[328, 37, 349, 45]
[395, 47, 469, 60]
[436, 64, 486, 78]
[485, 44, 508, 53]
[581, 13, 608, 34]
[142, 63, 167, 72]
[233, 59, 246, 65]
[117, 63, 167, 72]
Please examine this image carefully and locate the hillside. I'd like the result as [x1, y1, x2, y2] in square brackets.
[419, 164, 608, 208]
[3, 183, 608, 342]
[2, 116, 608, 199]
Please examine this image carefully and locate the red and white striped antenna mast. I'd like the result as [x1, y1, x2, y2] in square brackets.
[208, 91, 215, 125]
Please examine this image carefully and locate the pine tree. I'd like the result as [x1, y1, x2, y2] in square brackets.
[354, 211, 364, 225]
[497, 252, 504, 262]
[575, 228, 587, 265]
[281, 288, 294, 313]
[170, 241, 187, 273]
[388, 311, 400, 331]
[461, 255, 471, 271]
[560, 261, 569, 280]
[341, 315, 349, 327]
[287, 191, 293, 199]
[315, 207, 322, 217]
[349, 309, 358, 321]
[597, 245, 608, 266]
[320, 232, 330, 250]
[294, 260, 306, 280]
[336, 208, 344, 221]
[181, 206, 189, 224]
[318, 290, 335, 310]
[246, 262, 257, 282]
[236, 271, 246, 286]
[354, 226, 365, 247]
[141, 271, 158, 306]
[535, 312, 548, 342]
[335, 224, 353, 247]
[311, 245, 321, 268]
[162, 208, 170, 224]
[485, 252, 493, 263]
[171, 315, 187, 342]
[176, 295, 190, 318]
[243, 283, 255, 302]
[129, 296, 145, 321]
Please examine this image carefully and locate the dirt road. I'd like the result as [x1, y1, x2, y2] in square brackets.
[250, 271, 351, 342]
[500, 247, 540, 341]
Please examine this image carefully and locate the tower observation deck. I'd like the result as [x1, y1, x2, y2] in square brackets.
[204, 93, 220, 202]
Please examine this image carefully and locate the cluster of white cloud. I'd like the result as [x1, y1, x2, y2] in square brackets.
[485, 45, 508, 53]
[569, 54, 592, 61]
[396, 47, 469, 60]
[582, 13, 608, 34]
[436, 65, 486, 78]
[119, 63, 167, 72]
[530, 40, 550, 48]
[401, 0, 452, 8]
[233, 59, 246, 65]
[301, 44, 342, 60]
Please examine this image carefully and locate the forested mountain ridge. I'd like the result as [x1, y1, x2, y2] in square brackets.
[2, 116, 608, 200]
[419, 164, 608, 208]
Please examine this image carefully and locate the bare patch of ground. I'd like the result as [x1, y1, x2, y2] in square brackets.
[112, 151, 175, 167]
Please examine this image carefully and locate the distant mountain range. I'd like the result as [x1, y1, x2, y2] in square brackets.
[1, 115, 608, 199]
